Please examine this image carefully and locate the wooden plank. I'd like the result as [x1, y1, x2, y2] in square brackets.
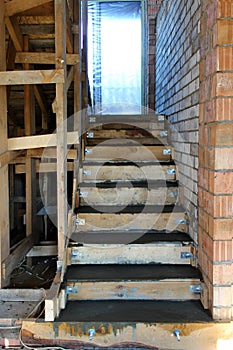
[27, 245, 57, 257]
[15, 52, 79, 65]
[27, 148, 77, 159]
[8, 131, 79, 151]
[79, 187, 178, 206]
[33, 85, 48, 130]
[66, 5, 73, 54]
[86, 129, 167, 140]
[0, 2, 10, 288]
[5, 16, 23, 52]
[82, 164, 177, 181]
[67, 280, 201, 301]
[0, 151, 23, 168]
[55, 0, 68, 268]
[15, 162, 74, 174]
[75, 211, 187, 232]
[21, 320, 233, 349]
[84, 145, 173, 161]
[68, 243, 192, 265]
[0, 289, 44, 302]
[0, 69, 65, 85]
[45, 272, 62, 321]
[2, 236, 34, 283]
[5, 0, 53, 17]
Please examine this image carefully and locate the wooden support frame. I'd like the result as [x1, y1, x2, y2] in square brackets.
[0, 69, 65, 85]
[5, 0, 53, 17]
[15, 52, 79, 65]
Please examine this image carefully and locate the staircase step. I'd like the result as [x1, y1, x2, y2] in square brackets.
[57, 300, 212, 323]
[70, 231, 192, 245]
[67, 242, 194, 265]
[82, 161, 177, 182]
[64, 264, 202, 302]
[78, 181, 179, 206]
[86, 129, 168, 145]
[74, 205, 187, 232]
[84, 144, 173, 161]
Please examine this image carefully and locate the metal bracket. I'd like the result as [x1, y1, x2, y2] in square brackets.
[181, 252, 193, 259]
[89, 117, 96, 123]
[88, 329, 96, 341]
[66, 286, 78, 295]
[75, 217, 86, 226]
[160, 130, 168, 137]
[83, 169, 91, 176]
[80, 191, 88, 198]
[158, 115, 165, 121]
[176, 218, 186, 225]
[170, 190, 178, 198]
[163, 149, 172, 155]
[190, 285, 203, 294]
[167, 168, 176, 175]
[85, 148, 93, 154]
[87, 132, 94, 138]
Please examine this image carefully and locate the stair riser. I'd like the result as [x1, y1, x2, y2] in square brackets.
[68, 245, 193, 265]
[89, 121, 165, 130]
[82, 164, 177, 181]
[78, 187, 178, 206]
[66, 280, 201, 301]
[84, 146, 173, 161]
[75, 212, 187, 232]
[86, 129, 167, 139]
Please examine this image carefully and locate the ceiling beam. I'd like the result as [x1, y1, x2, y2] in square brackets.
[5, 0, 53, 17]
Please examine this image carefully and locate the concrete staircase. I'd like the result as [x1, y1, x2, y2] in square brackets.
[60, 114, 206, 335]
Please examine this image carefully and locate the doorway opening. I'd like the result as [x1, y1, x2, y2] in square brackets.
[88, 0, 143, 114]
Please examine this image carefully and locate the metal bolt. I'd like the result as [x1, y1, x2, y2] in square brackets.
[174, 329, 181, 341]
[88, 328, 96, 341]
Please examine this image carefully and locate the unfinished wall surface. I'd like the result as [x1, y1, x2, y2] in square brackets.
[147, 0, 162, 111]
[156, 0, 201, 242]
[198, 0, 233, 320]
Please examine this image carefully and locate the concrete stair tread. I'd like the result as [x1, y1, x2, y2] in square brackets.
[57, 300, 212, 323]
[70, 231, 192, 245]
[75, 204, 185, 214]
[65, 264, 202, 281]
[79, 180, 179, 188]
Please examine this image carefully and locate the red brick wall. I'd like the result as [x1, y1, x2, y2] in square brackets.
[199, 0, 233, 320]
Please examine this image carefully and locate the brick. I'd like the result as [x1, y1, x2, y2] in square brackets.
[216, 72, 233, 97]
[212, 306, 232, 320]
[218, 1, 233, 18]
[213, 286, 232, 307]
[214, 149, 233, 170]
[213, 240, 232, 262]
[213, 263, 233, 285]
[218, 20, 233, 45]
[217, 47, 233, 71]
[209, 171, 233, 193]
[209, 218, 233, 240]
[209, 123, 233, 146]
[216, 98, 233, 121]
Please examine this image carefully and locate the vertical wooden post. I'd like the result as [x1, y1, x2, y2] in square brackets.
[0, 1, 10, 287]
[55, 0, 68, 267]
[24, 35, 36, 239]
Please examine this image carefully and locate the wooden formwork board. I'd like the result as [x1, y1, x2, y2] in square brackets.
[66, 279, 201, 301]
[84, 145, 173, 161]
[68, 243, 192, 265]
[75, 211, 188, 232]
[82, 163, 177, 181]
[21, 319, 233, 350]
[78, 186, 178, 206]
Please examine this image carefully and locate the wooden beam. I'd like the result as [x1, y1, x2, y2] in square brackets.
[55, 0, 68, 267]
[66, 12, 73, 54]
[66, 66, 74, 91]
[8, 131, 79, 151]
[27, 148, 77, 159]
[5, 0, 53, 17]
[1, 236, 33, 284]
[0, 1, 10, 288]
[15, 52, 79, 65]
[33, 85, 49, 130]
[5, 16, 23, 52]
[16, 162, 74, 174]
[0, 151, 23, 168]
[45, 272, 62, 321]
[0, 69, 65, 85]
